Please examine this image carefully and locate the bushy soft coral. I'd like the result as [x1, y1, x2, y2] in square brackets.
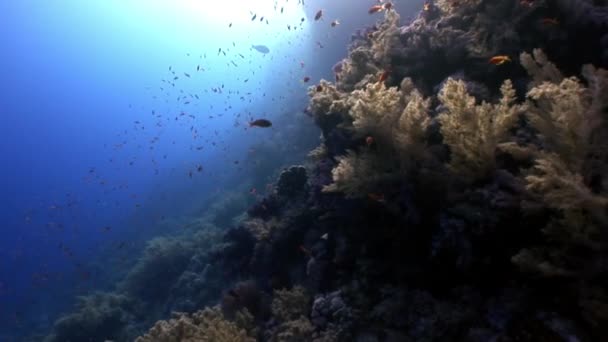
[120, 236, 195, 301]
[135, 306, 255, 342]
[44, 292, 135, 342]
[438, 78, 523, 181]
[322, 150, 394, 198]
[512, 53, 608, 279]
[271, 286, 310, 322]
[270, 316, 314, 342]
[323, 79, 432, 198]
[520, 49, 564, 87]
[262, 286, 314, 342]
[522, 63, 608, 220]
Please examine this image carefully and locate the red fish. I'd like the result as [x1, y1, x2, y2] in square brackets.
[488, 55, 511, 65]
[368, 193, 386, 203]
[378, 69, 390, 83]
[540, 17, 559, 26]
[368, 5, 384, 14]
[366, 136, 375, 146]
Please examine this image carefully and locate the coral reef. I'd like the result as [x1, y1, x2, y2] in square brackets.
[41, 4, 608, 342]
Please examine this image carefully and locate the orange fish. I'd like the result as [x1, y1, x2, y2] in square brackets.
[488, 55, 511, 65]
[541, 17, 559, 26]
[368, 5, 384, 14]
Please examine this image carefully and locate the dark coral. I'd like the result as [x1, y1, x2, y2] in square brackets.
[276, 165, 308, 198]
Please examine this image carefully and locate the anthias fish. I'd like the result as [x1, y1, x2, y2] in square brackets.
[314, 10, 323, 21]
[489, 55, 511, 65]
[252, 45, 270, 54]
[249, 119, 272, 127]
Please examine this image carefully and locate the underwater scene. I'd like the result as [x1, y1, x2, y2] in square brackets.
[1, 0, 607, 341]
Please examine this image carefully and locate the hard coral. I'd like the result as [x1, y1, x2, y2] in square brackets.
[276, 165, 308, 198]
[135, 306, 255, 342]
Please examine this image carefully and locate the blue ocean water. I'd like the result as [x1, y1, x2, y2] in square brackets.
[0, 0, 422, 339]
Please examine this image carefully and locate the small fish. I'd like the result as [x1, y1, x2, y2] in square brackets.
[251, 14, 257, 21]
[423, 2, 431, 11]
[228, 22, 232, 27]
[249, 119, 272, 127]
[197, 165, 203, 172]
[300, 61, 305, 68]
[541, 17, 559, 26]
[299, 245, 312, 256]
[366, 136, 375, 146]
[368, 193, 386, 203]
[488, 55, 511, 65]
[368, 5, 385, 14]
[252, 45, 270, 54]
[378, 69, 390, 83]
[330, 19, 340, 27]
[314, 9, 323, 21]
[184, 72, 190, 78]
[520, 0, 534, 7]
[302, 76, 310, 83]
